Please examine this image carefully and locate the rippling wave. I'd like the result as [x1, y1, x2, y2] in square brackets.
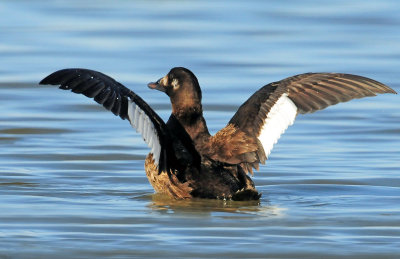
[0, 0, 399, 258]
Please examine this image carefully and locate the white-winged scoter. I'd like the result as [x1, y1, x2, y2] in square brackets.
[40, 67, 396, 200]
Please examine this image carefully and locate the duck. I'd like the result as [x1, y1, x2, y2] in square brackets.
[39, 67, 396, 200]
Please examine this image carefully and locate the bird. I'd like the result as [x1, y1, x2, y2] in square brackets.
[39, 67, 396, 200]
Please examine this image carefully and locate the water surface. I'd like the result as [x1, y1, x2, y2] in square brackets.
[0, 1, 399, 258]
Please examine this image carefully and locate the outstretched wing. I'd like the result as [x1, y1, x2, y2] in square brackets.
[227, 73, 396, 173]
[39, 68, 194, 174]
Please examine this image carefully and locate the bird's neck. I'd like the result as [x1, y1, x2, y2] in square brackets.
[172, 105, 210, 144]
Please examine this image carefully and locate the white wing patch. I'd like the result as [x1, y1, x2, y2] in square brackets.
[258, 93, 298, 157]
[127, 100, 161, 165]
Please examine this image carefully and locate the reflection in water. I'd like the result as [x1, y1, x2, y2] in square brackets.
[146, 193, 286, 218]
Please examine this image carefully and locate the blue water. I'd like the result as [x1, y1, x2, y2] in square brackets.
[0, 1, 399, 258]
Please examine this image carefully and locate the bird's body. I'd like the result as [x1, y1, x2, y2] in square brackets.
[40, 67, 396, 200]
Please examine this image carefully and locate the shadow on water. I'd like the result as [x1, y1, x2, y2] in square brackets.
[139, 193, 286, 218]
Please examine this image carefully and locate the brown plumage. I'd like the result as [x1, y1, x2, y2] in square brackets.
[145, 154, 192, 199]
[199, 124, 258, 165]
[39, 68, 396, 200]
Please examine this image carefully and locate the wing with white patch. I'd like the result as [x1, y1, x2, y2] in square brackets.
[257, 93, 297, 158]
[39, 68, 178, 173]
[127, 99, 162, 163]
[229, 72, 396, 173]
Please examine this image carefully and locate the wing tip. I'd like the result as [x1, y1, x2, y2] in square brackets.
[39, 73, 55, 85]
[386, 87, 397, 94]
[39, 68, 78, 85]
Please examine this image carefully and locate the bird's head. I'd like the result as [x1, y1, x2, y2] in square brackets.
[148, 67, 202, 116]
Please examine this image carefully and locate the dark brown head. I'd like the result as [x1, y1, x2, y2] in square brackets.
[148, 67, 202, 116]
